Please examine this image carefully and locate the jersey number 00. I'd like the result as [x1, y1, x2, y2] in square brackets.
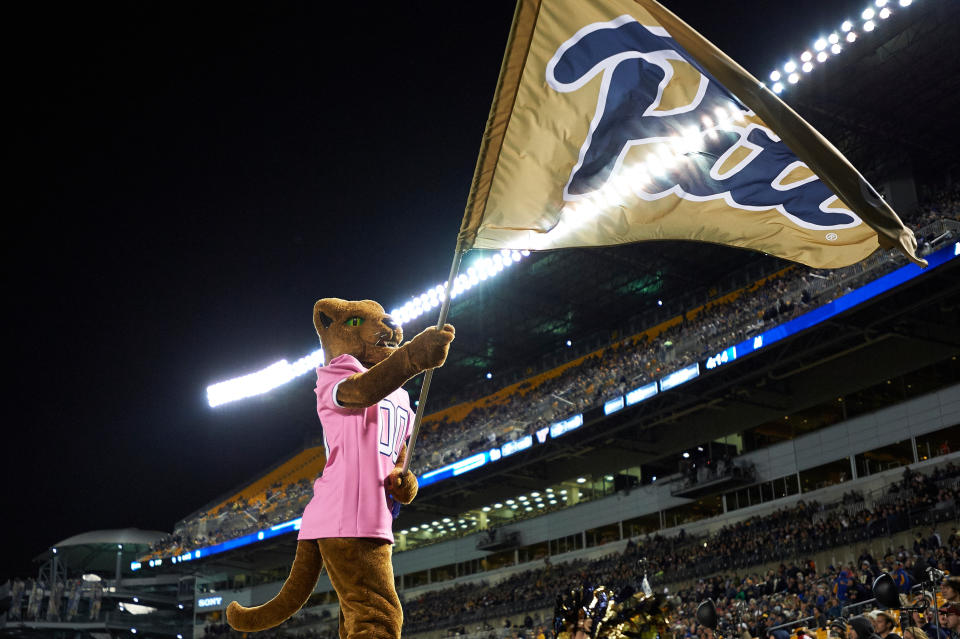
[378, 399, 409, 463]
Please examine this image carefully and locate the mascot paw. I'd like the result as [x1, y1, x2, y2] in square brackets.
[406, 324, 455, 371]
[385, 469, 418, 504]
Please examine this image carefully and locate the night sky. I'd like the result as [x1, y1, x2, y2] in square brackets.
[5, 0, 870, 581]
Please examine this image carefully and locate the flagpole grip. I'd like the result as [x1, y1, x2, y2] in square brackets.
[401, 246, 465, 476]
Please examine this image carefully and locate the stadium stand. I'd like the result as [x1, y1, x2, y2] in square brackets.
[184, 458, 960, 639]
[393, 461, 960, 635]
[137, 189, 959, 565]
[144, 447, 326, 560]
[412, 198, 959, 476]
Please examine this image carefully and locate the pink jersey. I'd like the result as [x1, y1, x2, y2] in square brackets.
[298, 354, 411, 543]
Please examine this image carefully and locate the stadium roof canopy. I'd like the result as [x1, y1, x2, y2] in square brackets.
[34, 528, 166, 574]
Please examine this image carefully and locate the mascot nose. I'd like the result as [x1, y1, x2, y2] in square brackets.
[383, 316, 399, 330]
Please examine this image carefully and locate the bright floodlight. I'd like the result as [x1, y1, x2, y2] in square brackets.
[773, 82, 784, 94]
[899, 0, 911, 6]
[802, 62, 813, 73]
[784, 60, 797, 73]
[801, 50, 812, 62]
[392, 249, 528, 325]
[879, 7, 891, 18]
[831, 43, 843, 54]
[788, 72, 800, 84]
[207, 349, 325, 407]
[829, 33, 840, 44]
[817, 51, 829, 62]
[770, 70, 781, 81]
[814, 38, 827, 51]
[862, 8, 875, 19]
[875, 0, 887, 6]
[842, 20, 854, 31]
[863, 20, 876, 31]
[847, 31, 858, 42]
[207, 248, 532, 407]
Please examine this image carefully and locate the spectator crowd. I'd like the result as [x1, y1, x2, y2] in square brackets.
[397, 463, 960, 635]
[146, 188, 958, 565]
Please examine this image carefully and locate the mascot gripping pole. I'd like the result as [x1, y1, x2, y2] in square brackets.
[226, 298, 455, 638]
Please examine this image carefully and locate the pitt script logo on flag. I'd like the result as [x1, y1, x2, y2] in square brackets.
[545, 16, 862, 231]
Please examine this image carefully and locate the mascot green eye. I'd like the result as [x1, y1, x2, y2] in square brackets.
[345, 317, 364, 327]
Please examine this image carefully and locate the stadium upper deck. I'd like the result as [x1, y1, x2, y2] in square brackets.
[138, 203, 958, 567]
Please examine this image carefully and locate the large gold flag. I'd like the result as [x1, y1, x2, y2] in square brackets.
[457, 0, 924, 269]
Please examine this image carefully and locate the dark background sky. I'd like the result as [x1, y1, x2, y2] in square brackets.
[5, 0, 869, 581]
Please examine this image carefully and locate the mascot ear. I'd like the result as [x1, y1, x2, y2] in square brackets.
[313, 298, 344, 336]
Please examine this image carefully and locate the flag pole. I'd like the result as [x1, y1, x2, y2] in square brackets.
[396, 0, 533, 476]
[400, 242, 466, 476]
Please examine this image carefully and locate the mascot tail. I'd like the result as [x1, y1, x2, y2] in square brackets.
[226, 540, 322, 632]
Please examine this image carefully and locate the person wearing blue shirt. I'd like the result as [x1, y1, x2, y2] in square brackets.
[894, 563, 914, 593]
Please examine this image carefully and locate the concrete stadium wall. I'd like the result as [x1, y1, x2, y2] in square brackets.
[391, 383, 959, 582]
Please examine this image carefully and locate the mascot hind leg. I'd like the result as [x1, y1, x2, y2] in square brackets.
[226, 540, 323, 631]
[318, 538, 401, 639]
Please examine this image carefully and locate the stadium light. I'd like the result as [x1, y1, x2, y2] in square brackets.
[207, 349, 324, 407]
[392, 249, 529, 326]
[207, 247, 530, 406]
[767, 0, 916, 95]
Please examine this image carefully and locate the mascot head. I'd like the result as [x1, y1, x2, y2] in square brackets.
[313, 298, 403, 368]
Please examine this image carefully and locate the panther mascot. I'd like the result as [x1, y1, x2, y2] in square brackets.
[226, 298, 455, 639]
